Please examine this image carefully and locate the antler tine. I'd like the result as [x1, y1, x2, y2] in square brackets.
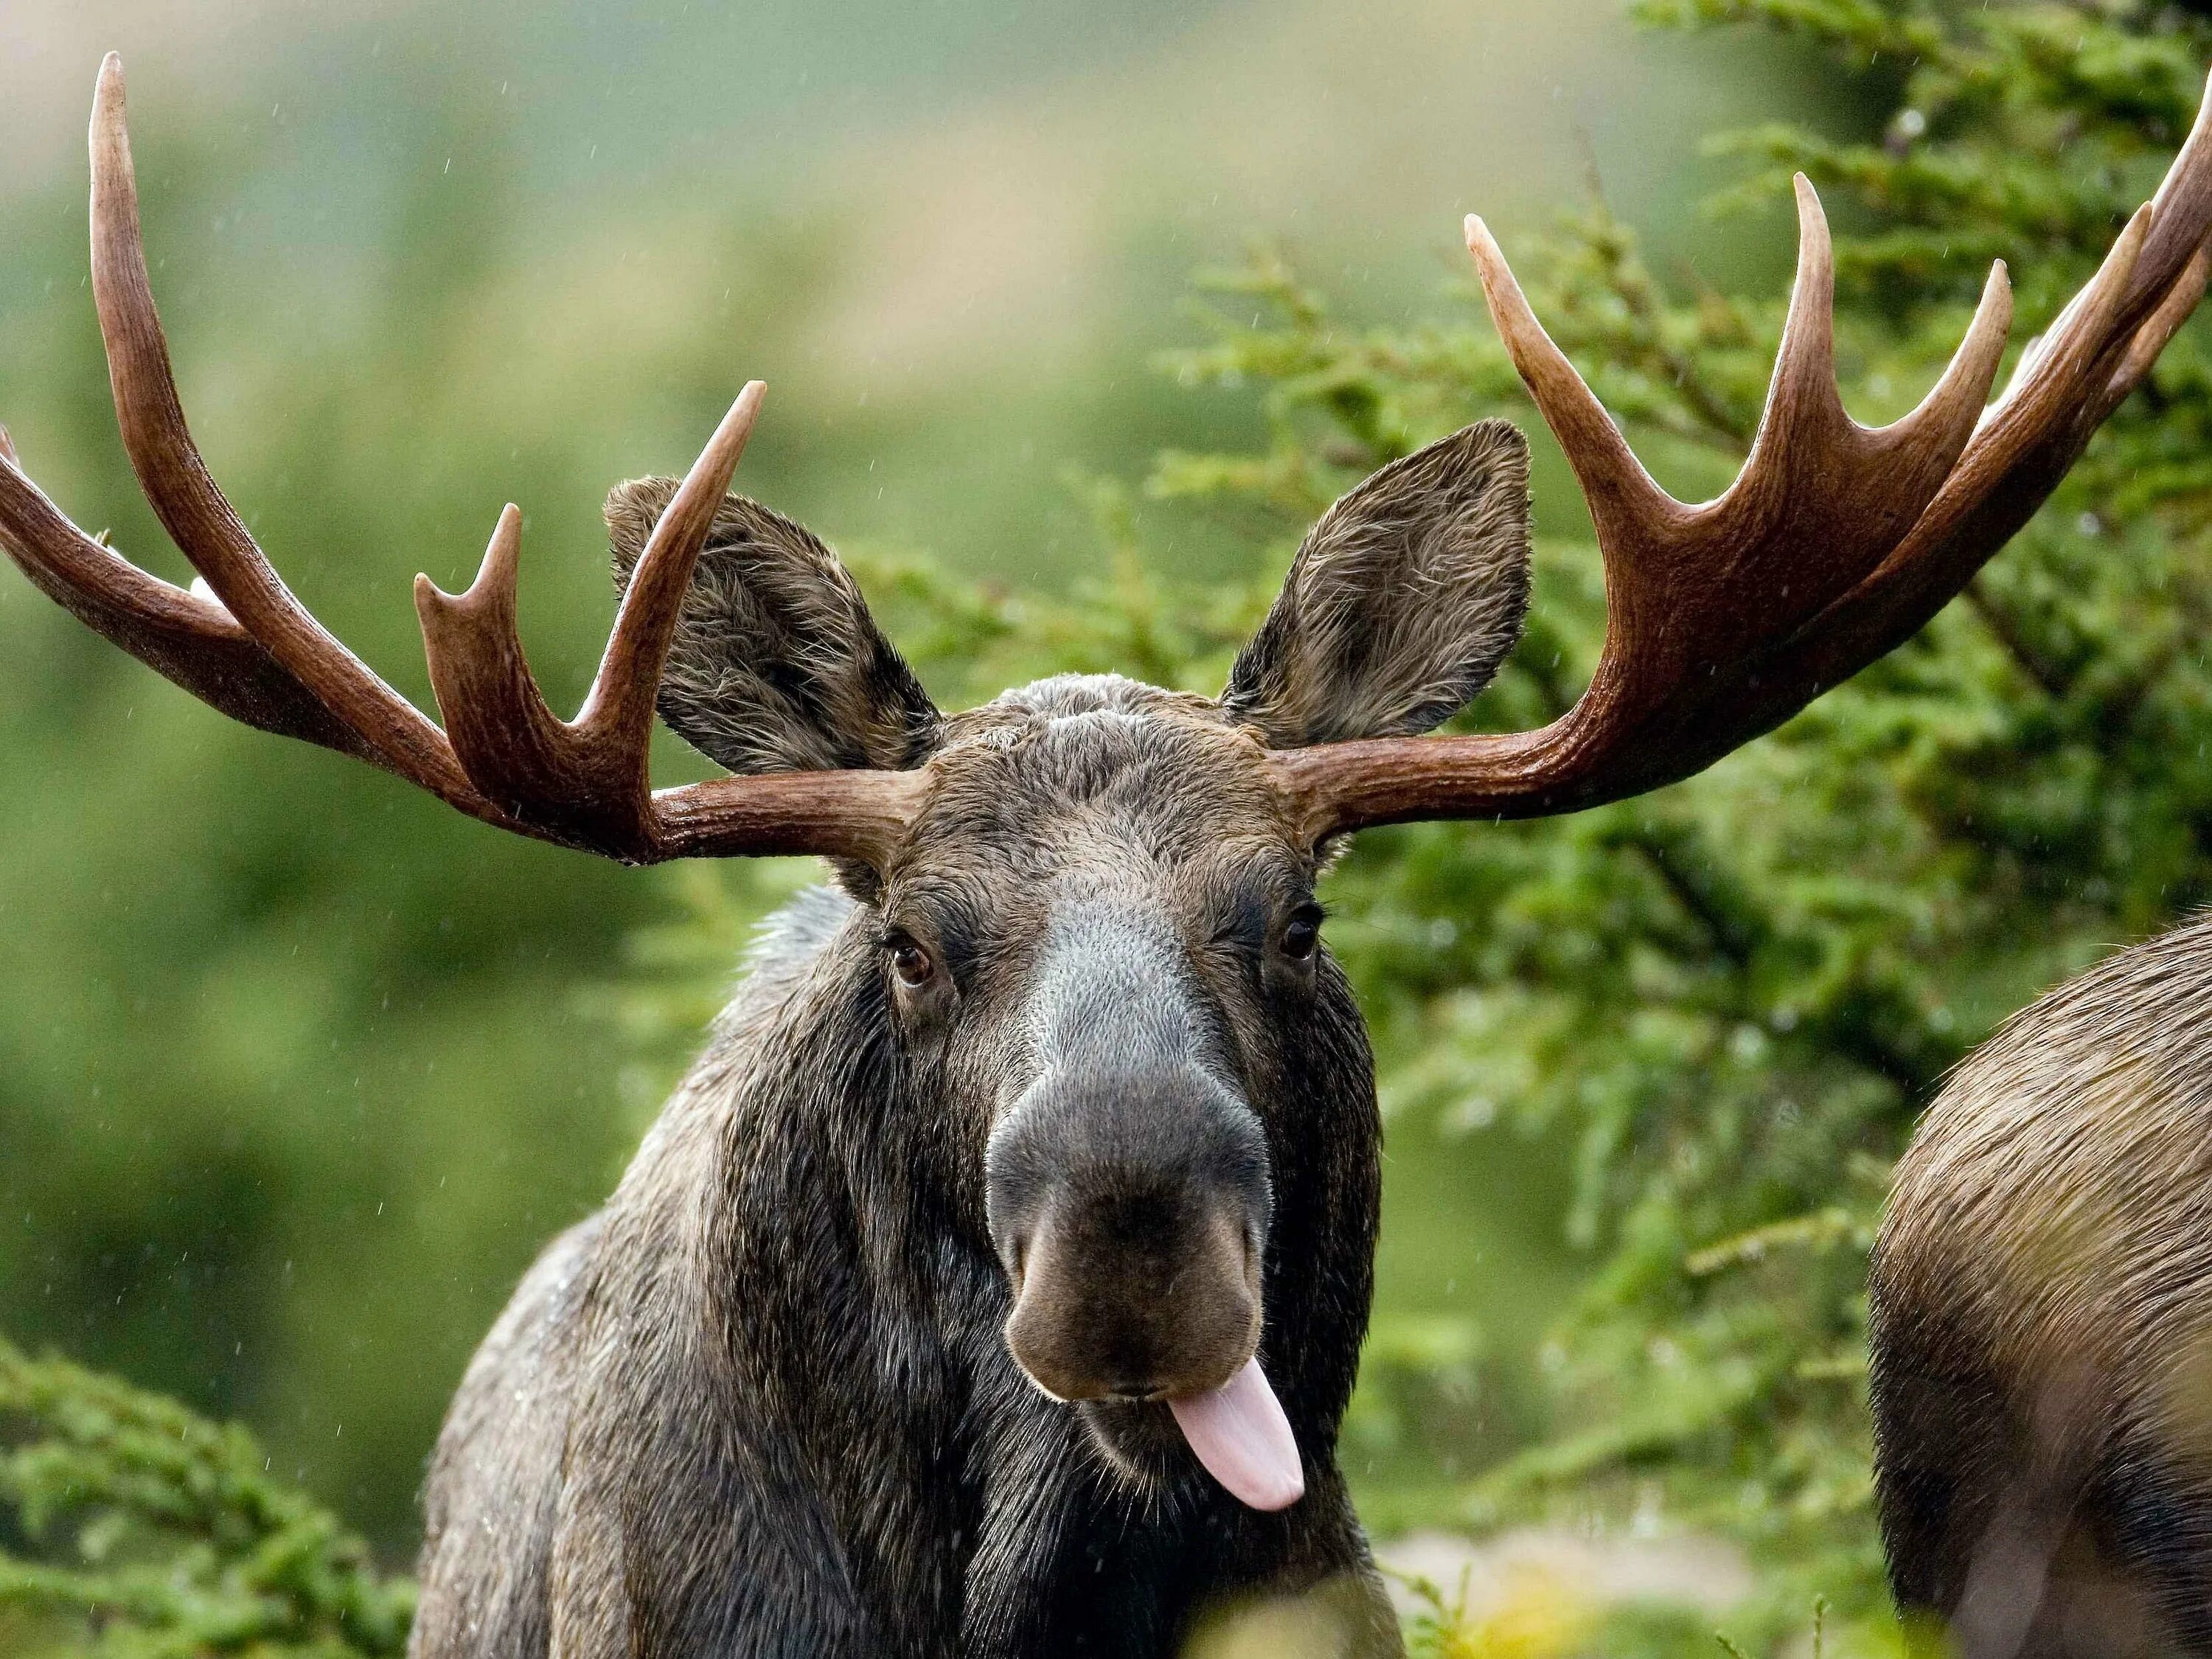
[579, 383, 765, 748]
[2008, 202, 2152, 420]
[414, 387, 763, 861]
[0, 57, 928, 869]
[2129, 65, 2212, 320]
[1279, 92, 2212, 840]
[86, 55, 479, 808]
[1751, 173, 1849, 453]
[2111, 240, 2212, 402]
[410, 507, 568, 818]
[1464, 213, 1677, 531]
[1899, 259, 2016, 443]
[0, 431, 375, 755]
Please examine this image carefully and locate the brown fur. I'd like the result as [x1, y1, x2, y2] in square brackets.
[412, 433, 1531, 1658]
[1872, 911, 2212, 1657]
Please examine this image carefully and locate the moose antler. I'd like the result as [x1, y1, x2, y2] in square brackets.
[8, 59, 2209, 865]
[1276, 82, 2212, 839]
[0, 56, 922, 866]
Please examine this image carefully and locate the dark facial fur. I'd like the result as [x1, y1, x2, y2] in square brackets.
[411, 425, 1531, 1658]
[892, 682, 1333, 1476]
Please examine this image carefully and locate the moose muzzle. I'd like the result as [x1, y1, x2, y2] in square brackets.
[986, 1060, 1304, 1510]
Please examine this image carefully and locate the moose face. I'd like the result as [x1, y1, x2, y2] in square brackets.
[603, 422, 1534, 1507]
[891, 681, 1322, 1503]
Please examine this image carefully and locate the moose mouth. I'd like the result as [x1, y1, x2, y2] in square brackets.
[985, 1046, 1301, 1509]
[1035, 1351, 1307, 1513]
[1164, 1356, 1304, 1511]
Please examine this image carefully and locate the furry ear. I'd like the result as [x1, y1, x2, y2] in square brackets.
[607, 479, 941, 774]
[1220, 420, 1532, 748]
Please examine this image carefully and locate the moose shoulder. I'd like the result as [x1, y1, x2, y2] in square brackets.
[7, 52, 2212, 1659]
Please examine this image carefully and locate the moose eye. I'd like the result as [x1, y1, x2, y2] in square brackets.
[888, 934, 936, 989]
[1280, 906, 1324, 961]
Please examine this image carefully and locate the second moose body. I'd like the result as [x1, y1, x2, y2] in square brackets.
[7, 53, 2212, 1659]
[1874, 912, 2212, 1657]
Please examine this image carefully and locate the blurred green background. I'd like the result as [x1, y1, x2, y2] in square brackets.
[17, 2, 2212, 1652]
[0, 0, 1826, 1552]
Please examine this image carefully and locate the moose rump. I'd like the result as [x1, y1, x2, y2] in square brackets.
[1872, 912, 2212, 1658]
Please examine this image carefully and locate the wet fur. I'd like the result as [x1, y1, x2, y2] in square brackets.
[411, 688, 1389, 1658]
[606, 481, 941, 775]
[415, 433, 1532, 1657]
[1872, 911, 2212, 1657]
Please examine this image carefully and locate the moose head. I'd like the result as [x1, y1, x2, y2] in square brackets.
[5, 55, 2211, 1551]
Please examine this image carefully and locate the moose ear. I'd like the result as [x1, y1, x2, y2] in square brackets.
[1221, 419, 1532, 748]
[607, 479, 942, 774]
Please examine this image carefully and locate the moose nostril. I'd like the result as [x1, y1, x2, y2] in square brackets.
[1106, 1378, 1166, 1402]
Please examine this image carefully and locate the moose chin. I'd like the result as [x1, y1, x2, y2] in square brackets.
[7, 49, 2212, 1659]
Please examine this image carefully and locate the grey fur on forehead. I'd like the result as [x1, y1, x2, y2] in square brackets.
[938, 672, 1231, 751]
[910, 674, 1298, 870]
[984, 672, 1202, 720]
[936, 674, 1264, 787]
[1222, 418, 1532, 749]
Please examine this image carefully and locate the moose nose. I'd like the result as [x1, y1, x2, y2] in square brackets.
[986, 1062, 1272, 1404]
[1002, 1187, 1260, 1402]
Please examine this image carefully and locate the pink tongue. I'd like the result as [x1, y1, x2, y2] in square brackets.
[1166, 1357, 1304, 1511]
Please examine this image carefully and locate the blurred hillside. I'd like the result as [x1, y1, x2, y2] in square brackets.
[0, 0, 1829, 1551]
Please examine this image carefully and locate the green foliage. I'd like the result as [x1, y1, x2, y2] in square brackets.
[1188, 1, 2212, 1648]
[10, 3, 2212, 1655]
[636, 1, 2212, 1650]
[0, 1338, 410, 1658]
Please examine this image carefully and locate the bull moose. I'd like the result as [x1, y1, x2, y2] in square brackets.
[7, 52, 2212, 1659]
